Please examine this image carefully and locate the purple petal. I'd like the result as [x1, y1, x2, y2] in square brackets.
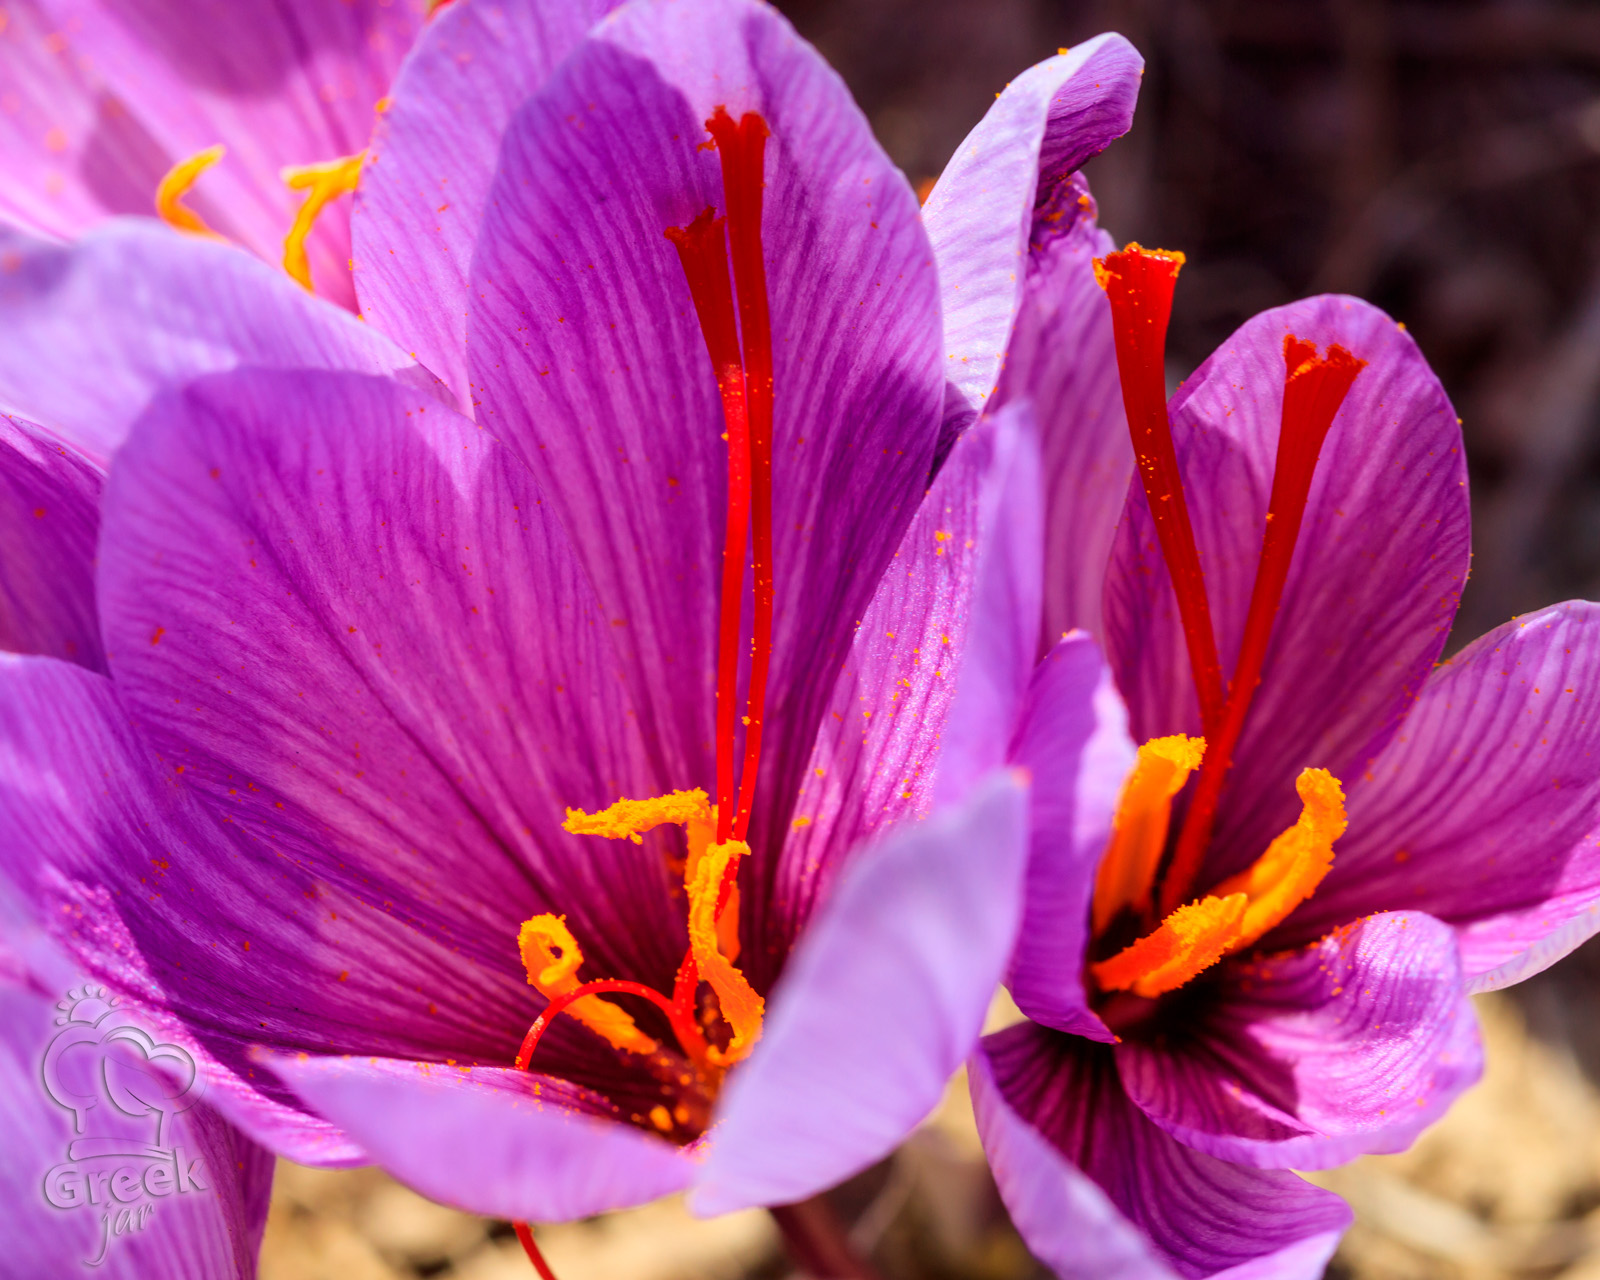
[932, 403, 1044, 808]
[1118, 912, 1481, 1170]
[693, 768, 1029, 1216]
[923, 35, 1142, 448]
[354, 0, 618, 406]
[972, 1024, 1351, 1280]
[1005, 633, 1133, 1041]
[0, 220, 431, 460]
[268, 1053, 692, 1221]
[1293, 601, 1600, 991]
[990, 174, 1130, 644]
[97, 366, 685, 1036]
[1104, 296, 1471, 883]
[467, 0, 943, 881]
[766, 407, 1023, 958]
[0, 412, 105, 670]
[2, 0, 421, 302]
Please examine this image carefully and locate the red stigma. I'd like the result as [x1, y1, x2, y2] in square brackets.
[1159, 335, 1366, 912]
[1097, 245, 1227, 740]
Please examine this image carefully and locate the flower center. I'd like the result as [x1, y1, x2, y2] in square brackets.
[511, 109, 776, 1096]
[1086, 245, 1365, 1001]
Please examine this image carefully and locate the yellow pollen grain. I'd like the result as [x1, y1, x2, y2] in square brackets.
[156, 144, 227, 239]
[517, 913, 656, 1055]
[563, 788, 709, 843]
[280, 151, 366, 291]
[648, 1104, 673, 1133]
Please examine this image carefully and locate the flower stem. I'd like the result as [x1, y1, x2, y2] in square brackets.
[769, 1196, 883, 1280]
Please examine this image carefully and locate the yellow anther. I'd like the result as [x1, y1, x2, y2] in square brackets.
[1091, 892, 1248, 998]
[156, 144, 227, 239]
[280, 151, 366, 292]
[688, 838, 763, 1066]
[518, 914, 657, 1055]
[564, 788, 710, 844]
[1211, 768, 1346, 954]
[1092, 735, 1204, 934]
[684, 805, 740, 963]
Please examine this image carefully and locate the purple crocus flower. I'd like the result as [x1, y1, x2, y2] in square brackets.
[0, 0, 1143, 1256]
[0, 0, 424, 305]
[924, 73, 1600, 1279]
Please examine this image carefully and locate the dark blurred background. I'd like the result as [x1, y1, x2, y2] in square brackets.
[779, 0, 1600, 646]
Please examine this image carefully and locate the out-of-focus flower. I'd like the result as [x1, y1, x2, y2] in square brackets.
[0, 0, 425, 305]
[925, 74, 1600, 1276]
[0, 0, 1142, 1242]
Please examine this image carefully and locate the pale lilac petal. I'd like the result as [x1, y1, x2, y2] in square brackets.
[2, 0, 421, 303]
[97, 367, 683, 1024]
[0, 412, 104, 670]
[933, 404, 1044, 807]
[1005, 634, 1133, 1042]
[972, 1025, 1350, 1280]
[468, 0, 943, 890]
[693, 769, 1029, 1216]
[767, 408, 1016, 955]
[1119, 912, 1481, 1170]
[0, 220, 432, 460]
[1293, 601, 1600, 990]
[923, 35, 1141, 447]
[354, 0, 618, 406]
[1104, 296, 1471, 882]
[990, 174, 1129, 644]
[268, 1053, 691, 1221]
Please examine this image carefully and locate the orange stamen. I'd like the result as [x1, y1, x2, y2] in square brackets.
[1091, 735, 1204, 935]
[1091, 892, 1247, 998]
[518, 915, 658, 1055]
[281, 151, 365, 292]
[1095, 244, 1225, 739]
[562, 789, 709, 843]
[155, 144, 226, 239]
[1160, 337, 1366, 913]
[687, 837, 764, 1065]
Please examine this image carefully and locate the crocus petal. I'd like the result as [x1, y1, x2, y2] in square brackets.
[922, 35, 1141, 449]
[0, 220, 431, 460]
[971, 1024, 1351, 1280]
[268, 1053, 692, 1222]
[468, 0, 943, 862]
[990, 174, 1129, 644]
[2, 0, 420, 304]
[1005, 634, 1134, 1041]
[96, 367, 685, 1042]
[1118, 912, 1481, 1170]
[767, 407, 1024, 961]
[1, 967, 275, 1278]
[1293, 601, 1600, 990]
[932, 403, 1044, 807]
[1104, 296, 1471, 882]
[693, 768, 1029, 1216]
[0, 412, 105, 670]
[354, 0, 619, 407]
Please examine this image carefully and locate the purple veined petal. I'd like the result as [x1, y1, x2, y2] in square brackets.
[94, 366, 689, 1049]
[266, 1052, 693, 1222]
[3, 0, 422, 304]
[989, 174, 1130, 646]
[0, 411, 105, 671]
[1005, 633, 1133, 1042]
[1289, 601, 1600, 991]
[692, 768, 1030, 1216]
[1118, 912, 1482, 1171]
[922, 34, 1142, 453]
[932, 402, 1044, 808]
[1104, 295, 1471, 884]
[354, 0, 620, 408]
[766, 407, 1018, 955]
[971, 1024, 1351, 1280]
[467, 0, 944, 896]
[0, 220, 435, 461]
